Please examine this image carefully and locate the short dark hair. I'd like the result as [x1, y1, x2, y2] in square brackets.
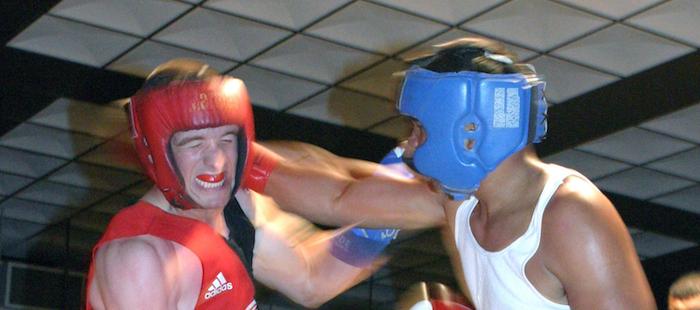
[669, 271, 700, 300]
[408, 37, 535, 76]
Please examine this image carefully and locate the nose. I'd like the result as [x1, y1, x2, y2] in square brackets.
[202, 142, 227, 171]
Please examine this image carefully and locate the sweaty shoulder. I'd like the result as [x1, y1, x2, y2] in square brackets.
[93, 236, 195, 308]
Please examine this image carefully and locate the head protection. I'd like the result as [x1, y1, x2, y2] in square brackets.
[397, 67, 547, 199]
[129, 71, 255, 210]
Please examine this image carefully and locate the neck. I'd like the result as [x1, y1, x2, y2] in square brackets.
[142, 187, 229, 238]
[473, 146, 547, 215]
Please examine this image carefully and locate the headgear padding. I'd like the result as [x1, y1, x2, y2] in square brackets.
[129, 76, 255, 210]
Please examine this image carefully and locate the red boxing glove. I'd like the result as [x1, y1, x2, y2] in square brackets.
[243, 142, 280, 193]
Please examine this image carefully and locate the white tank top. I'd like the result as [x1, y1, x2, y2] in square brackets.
[454, 167, 573, 310]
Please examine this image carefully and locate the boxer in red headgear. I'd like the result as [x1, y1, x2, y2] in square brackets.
[86, 59, 382, 310]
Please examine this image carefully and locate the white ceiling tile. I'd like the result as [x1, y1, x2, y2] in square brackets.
[372, 0, 506, 24]
[107, 40, 237, 77]
[29, 98, 127, 138]
[626, 0, 700, 47]
[594, 167, 694, 200]
[251, 34, 383, 84]
[576, 127, 695, 165]
[632, 231, 696, 258]
[398, 28, 539, 62]
[529, 55, 619, 104]
[47, 162, 142, 191]
[289, 88, 397, 129]
[0, 123, 105, 159]
[551, 24, 694, 77]
[652, 185, 700, 215]
[646, 147, 700, 182]
[7, 15, 140, 67]
[0, 173, 34, 196]
[557, 0, 663, 20]
[49, 0, 191, 37]
[229, 65, 326, 110]
[340, 59, 408, 100]
[0, 147, 67, 178]
[1, 218, 46, 241]
[154, 8, 291, 61]
[204, 0, 351, 30]
[639, 103, 700, 143]
[461, 0, 610, 51]
[0, 198, 72, 224]
[368, 116, 412, 139]
[16, 180, 110, 208]
[543, 149, 631, 180]
[90, 194, 138, 214]
[79, 138, 144, 173]
[306, 1, 448, 54]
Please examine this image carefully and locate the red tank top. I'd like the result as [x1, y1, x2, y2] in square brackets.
[86, 202, 256, 309]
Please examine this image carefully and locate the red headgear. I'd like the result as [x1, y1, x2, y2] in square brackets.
[129, 76, 255, 210]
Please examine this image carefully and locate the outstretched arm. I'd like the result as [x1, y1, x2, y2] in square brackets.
[250, 141, 446, 229]
[244, 191, 382, 308]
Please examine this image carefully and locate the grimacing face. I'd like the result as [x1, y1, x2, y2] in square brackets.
[170, 125, 239, 209]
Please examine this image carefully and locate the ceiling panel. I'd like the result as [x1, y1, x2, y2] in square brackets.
[47, 162, 142, 191]
[626, 0, 700, 47]
[632, 231, 697, 258]
[7, 15, 140, 67]
[557, 0, 663, 20]
[48, 0, 192, 37]
[462, 0, 610, 51]
[15, 180, 111, 209]
[288, 88, 396, 129]
[0, 197, 72, 224]
[0, 123, 105, 159]
[203, 0, 352, 30]
[639, 102, 700, 143]
[0, 172, 34, 196]
[229, 65, 326, 110]
[543, 149, 631, 180]
[367, 116, 412, 139]
[594, 167, 695, 200]
[305, 1, 448, 54]
[551, 23, 694, 77]
[651, 185, 700, 215]
[89, 194, 139, 215]
[153, 7, 291, 61]
[29, 98, 127, 138]
[0, 146, 67, 178]
[575, 127, 695, 165]
[645, 147, 700, 182]
[251, 34, 383, 84]
[1, 218, 48, 241]
[528, 55, 619, 104]
[340, 58, 408, 100]
[371, 0, 507, 24]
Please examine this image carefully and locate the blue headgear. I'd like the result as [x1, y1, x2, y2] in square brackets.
[397, 66, 547, 199]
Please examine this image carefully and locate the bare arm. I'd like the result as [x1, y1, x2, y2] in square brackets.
[258, 140, 446, 229]
[91, 237, 190, 310]
[542, 176, 655, 309]
[247, 192, 381, 308]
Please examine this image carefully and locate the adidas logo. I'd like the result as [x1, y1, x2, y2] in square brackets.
[204, 272, 233, 300]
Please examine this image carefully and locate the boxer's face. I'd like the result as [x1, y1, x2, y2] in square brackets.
[669, 295, 700, 310]
[170, 125, 239, 209]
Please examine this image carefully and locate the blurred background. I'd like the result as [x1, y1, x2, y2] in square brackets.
[0, 0, 698, 309]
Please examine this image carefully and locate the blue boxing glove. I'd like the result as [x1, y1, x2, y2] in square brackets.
[330, 147, 412, 267]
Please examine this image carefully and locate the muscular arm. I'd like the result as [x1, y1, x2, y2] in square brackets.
[91, 237, 189, 310]
[246, 192, 380, 308]
[542, 176, 655, 309]
[257, 141, 446, 229]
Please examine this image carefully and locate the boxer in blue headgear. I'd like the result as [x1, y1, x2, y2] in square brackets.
[233, 37, 655, 309]
[397, 39, 547, 199]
